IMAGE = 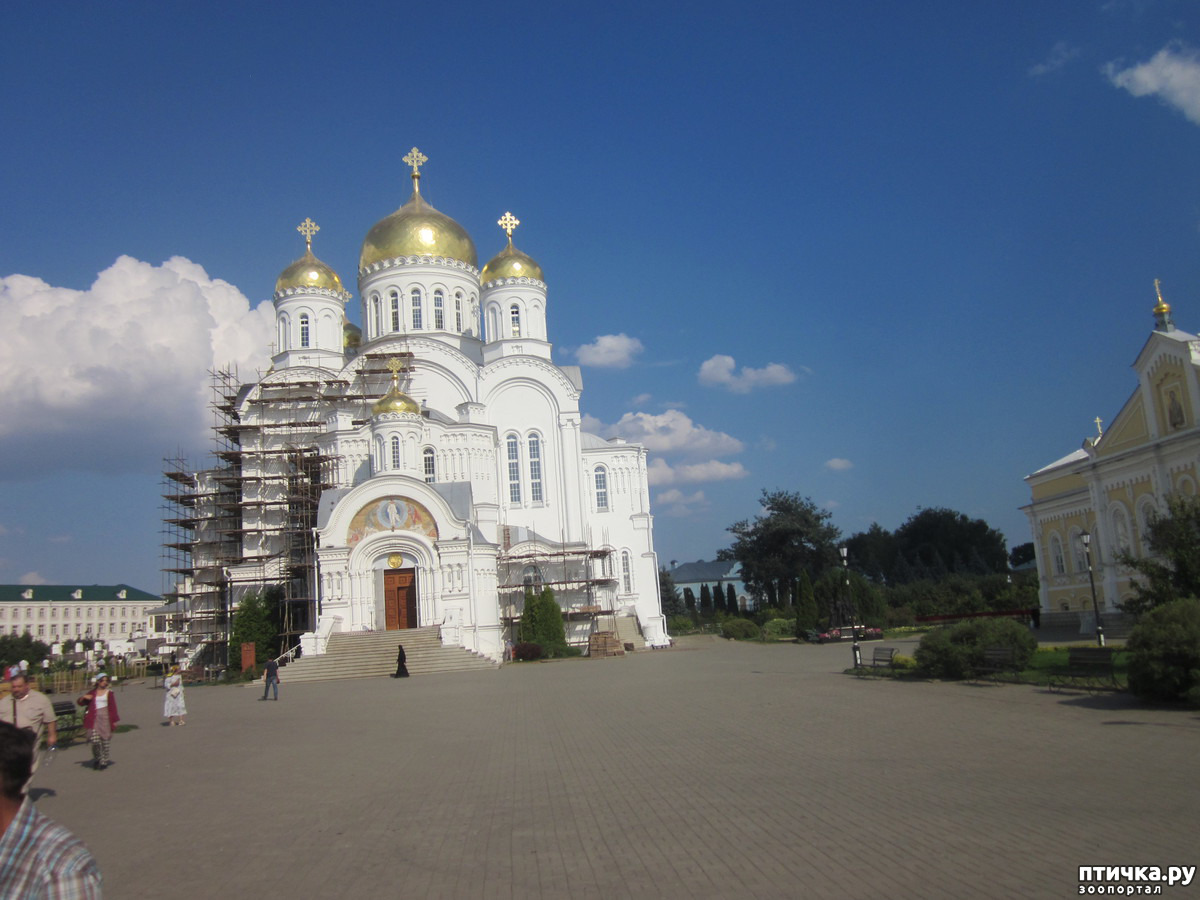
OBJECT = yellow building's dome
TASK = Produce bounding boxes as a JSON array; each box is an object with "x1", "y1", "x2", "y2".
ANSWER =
[
  {"x1": 481, "y1": 239, "x2": 544, "y2": 283},
  {"x1": 372, "y1": 384, "x2": 420, "y2": 417},
  {"x1": 275, "y1": 248, "x2": 345, "y2": 294},
  {"x1": 360, "y1": 190, "x2": 477, "y2": 270}
]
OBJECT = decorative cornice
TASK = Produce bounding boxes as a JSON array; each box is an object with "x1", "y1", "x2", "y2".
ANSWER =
[
  {"x1": 482, "y1": 275, "x2": 546, "y2": 291},
  {"x1": 359, "y1": 255, "x2": 480, "y2": 279},
  {"x1": 273, "y1": 286, "x2": 352, "y2": 303}
]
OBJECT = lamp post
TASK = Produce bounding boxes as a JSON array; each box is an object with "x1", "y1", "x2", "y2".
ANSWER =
[
  {"x1": 1079, "y1": 532, "x2": 1105, "y2": 648},
  {"x1": 841, "y1": 546, "x2": 860, "y2": 667}
]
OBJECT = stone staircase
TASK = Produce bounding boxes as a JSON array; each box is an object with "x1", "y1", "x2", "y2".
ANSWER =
[{"x1": 274, "y1": 627, "x2": 498, "y2": 684}]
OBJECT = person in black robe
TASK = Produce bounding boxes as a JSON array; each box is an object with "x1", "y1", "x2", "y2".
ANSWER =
[{"x1": 391, "y1": 643, "x2": 409, "y2": 678}]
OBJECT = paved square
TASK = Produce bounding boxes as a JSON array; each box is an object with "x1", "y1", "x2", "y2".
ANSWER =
[{"x1": 28, "y1": 636, "x2": 1200, "y2": 898}]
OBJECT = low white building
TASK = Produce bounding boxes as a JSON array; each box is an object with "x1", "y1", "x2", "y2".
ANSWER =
[{"x1": 0, "y1": 584, "x2": 159, "y2": 649}]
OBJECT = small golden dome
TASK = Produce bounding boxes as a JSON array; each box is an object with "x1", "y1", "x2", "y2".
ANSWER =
[
  {"x1": 343, "y1": 319, "x2": 362, "y2": 350},
  {"x1": 275, "y1": 248, "x2": 345, "y2": 294},
  {"x1": 372, "y1": 384, "x2": 420, "y2": 417},
  {"x1": 360, "y1": 190, "x2": 477, "y2": 270},
  {"x1": 481, "y1": 238, "x2": 544, "y2": 284}
]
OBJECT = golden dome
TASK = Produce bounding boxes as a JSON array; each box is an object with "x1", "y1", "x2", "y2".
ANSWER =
[
  {"x1": 360, "y1": 190, "x2": 477, "y2": 270},
  {"x1": 372, "y1": 383, "x2": 420, "y2": 417},
  {"x1": 275, "y1": 248, "x2": 345, "y2": 294},
  {"x1": 343, "y1": 318, "x2": 362, "y2": 350},
  {"x1": 481, "y1": 238, "x2": 544, "y2": 283}
]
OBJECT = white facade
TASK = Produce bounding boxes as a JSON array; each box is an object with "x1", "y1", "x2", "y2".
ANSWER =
[
  {"x1": 0, "y1": 585, "x2": 156, "y2": 648},
  {"x1": 192, "y1": 155, "x2": 666, "y2": 661}
]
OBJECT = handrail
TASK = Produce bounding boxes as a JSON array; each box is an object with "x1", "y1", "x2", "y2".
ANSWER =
[{"x1": 273, "y1": 643, "x2": 302, "y2": 665}]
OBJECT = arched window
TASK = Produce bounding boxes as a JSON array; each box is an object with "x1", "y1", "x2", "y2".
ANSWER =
[
  {"x1": 433, "y1": 290, "x2": 445, "y2": 330},
  {"x1": 390, "y1": 290, "x2": 401, "y2": 332},
  {"x1": 412, "y1": 289, "x2": 423, "y2": 329},
  {"x1": 423, "y1": 447, "x2": 436, "y2": 483},
  {"x1": 372, "y1": 296, "x2": 382, "y2": 337},
  {"x1": 373, "y1": 436, "x2": 384, "y2": 475},
  {"x1": 1070, "y1": 529, "x2": 1088, "y2": 573},
  {"x1": 521, "y1": 565, "x2": 542, "y2": 591},
  {"x1": 390, "y1": 436, "x2": 401, "y2": 470},
  {"x1": 510, "y1": 304, "x2": 521, "y2": 337},
  {"x1": 1111, "y1": 507, "x2": 1131, "y2": 555},
  {"x1": 594, "y1": 466, "x2": 609, "y2": 511},
  {"x1": 455, "y1": 294, "x2": 463, "y2": 331},
  {"x1": 1050, "y1": 535, "x2": 1065, "y2": 575},
  {"x1": 277, "y1": 316, "x2": 287, "y2": 352},
  {"x1": 528, "y1": 435, "x2": 543, "y2": 503},
  {"x1": 299, "y1": 313, "x2": 310, "y2": 348},
  {"x1": 506, "y1": 435, "x2": 521, "y2": 503},
  {"x1": 621, "y1": 550, "x2": 633, "y2": 593},
  {"x1": 601, "y1": 551, "x2": 614, "y2": 578}
]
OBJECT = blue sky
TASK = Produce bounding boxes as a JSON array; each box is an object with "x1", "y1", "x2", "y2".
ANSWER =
[{"x1": 3, "y1": 0, "x2": 1200, "y2": 594}]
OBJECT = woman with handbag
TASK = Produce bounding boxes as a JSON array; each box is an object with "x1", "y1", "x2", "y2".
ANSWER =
[
  {"x1": 77, "y1": 673, "x2": 120, "y2": 770},
  {"x1": 163, "y1": 665, "x2": 187, "y2": 726}
]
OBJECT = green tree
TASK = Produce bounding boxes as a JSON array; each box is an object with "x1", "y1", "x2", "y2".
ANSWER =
[
  {"x1": 845, "y1": 522, "x2": 897, "y2": 583},
  {"x1": 794, "y1": 571, "x2": 818, "y2": 634},
  {"x1": 1008, "y1": 542, "x2": 1036, "y2": 569},
  {"x1": 520, "y1": 586, "x2": 568, "y2": 654},
  {"x1": 1126, "y1": 598, "x2": 1200, "y2": 705},
  {"x1": 1119, "y1": 494, "x2": 1200, "y2": 616},
  {"x1": 229, "y1": 587, "x2": 282, "y2": 671},
  {"x1": 893, "y1": 507, "x2": 1008, "y2": 577},
  {"x1": 682, "y1": 587, "x2": 696, "y2": 612},
  {"x1": 699, "y1": 583, "x2": 713, "y2": 617},
  {"x1": 725, "y1": 583, "x2": 738, "y2": 616},
  {"x1": 720, "y1": 490, "x2": 841, "y2": 607},
  {"x1": 0, "y1": 634, "x2": 51, "y2": 671},
  {"x1": 659, "y1": 568, "x2": 685, "y2": 618}
]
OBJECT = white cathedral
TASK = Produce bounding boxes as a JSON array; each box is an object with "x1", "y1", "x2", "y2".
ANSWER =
[{"x1": 168, "y1": 149, "x2": 668, "y2": 664}]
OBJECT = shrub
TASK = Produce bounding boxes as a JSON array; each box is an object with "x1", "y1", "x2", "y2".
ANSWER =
[
  {"x1": 512, "y1": 642, "x2": 543, "y2": 661},
  {"x1": 668, "y1": 615, "x2": 699, "y2": 635},
  {"x1": 1126, "y1": 598, "x2": 1200, "y2": 706},
  {"x1": 892, "y1": 654, "x2": 918, "y2": 671},
  {"x1": 722, "y1": 619, "x2": 761, "y2": 641},
  {"x1": 763, "y1": 618, "x2": 797, "y2": 638},
  {"x1": 915, "y1": 617, "x2": 1036, "y2": 679}
]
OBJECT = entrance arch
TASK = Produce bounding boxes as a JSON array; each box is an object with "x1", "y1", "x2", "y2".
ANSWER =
[{"x1": 384, "y1": 567, "x2": 419, "y2": 629}]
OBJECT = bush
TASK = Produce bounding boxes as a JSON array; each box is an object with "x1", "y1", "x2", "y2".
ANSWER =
[
  {"x1": 512, "y1": 642, "x2": 543, "y2": 661},
  {"x1": 892, "y1": 654, "x2": 918, "y2": 671},
  {"x1": 915, "y1": 618, "x2": 1036, "y2": 679},
  {"x1": 668, "y1": 615, "x2": 700, "y2": 635},
  {"x1": 1126, "y1": 598, "x2": 1200, "y2": 706},
  {"x1": 722, "y1": 619, "x2": 761, "y2": 641},
  {"x1": 763, "y1": 618, "x2": 797, "y2": 639}
]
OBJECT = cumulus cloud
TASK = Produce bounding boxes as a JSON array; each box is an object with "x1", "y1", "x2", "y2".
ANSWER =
[
  {"x1": 1107, "y1": 43, "x2": 1200, "y2": 125},
  {"x1": 605, "y1": 409, "x2": 744, "y2": 458},
  {"x1": 19, "y1": 572, "x2": 48, "y2": 585},
  {"x1": 648, "y1": 457, "x2": 748, "y2": 486},
  {"x1": 0, "y1": 256, "x2": 274, "y2": 478},
  {"x1": 576, "y1": 333, "x2": 644, "y2": 368},
  {"x1": 825, "y1": 458, "x2": 854, "y2": 471},
  {"x1": 654, "y1": 488, "x2": 708, "y2": 517},
  {"x1": 697, "y1": 354, "x2": 797, "y2": 393},
  {"x1": 1029, "y1": 41, "x2": 1080, "y2": 77}
]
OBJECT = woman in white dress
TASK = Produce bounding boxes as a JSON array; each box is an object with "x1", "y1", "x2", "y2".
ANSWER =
[{"x1": 163, "y1": 666, "x2": 186, "y2": 726}]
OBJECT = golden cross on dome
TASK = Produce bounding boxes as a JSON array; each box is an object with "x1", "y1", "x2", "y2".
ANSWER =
[
  {"x1": 386, "y1": 357, "x2": 405, "y2": 380},
  {"x1": 403, "y1": 147, "x2": 428, "y2": 176},
  {"x1": 1154, "y1": 278, "x2": 1169, "y2": 309},
  {"x1": 1095, "y1": 416, "x2": 1103, "y2": 437},
  {"x1": 498, "y1": 211, "x2": 520, "y2": 238},
  {"x1": 297, "y1": 217, "x2": 319, "y2": 251}
]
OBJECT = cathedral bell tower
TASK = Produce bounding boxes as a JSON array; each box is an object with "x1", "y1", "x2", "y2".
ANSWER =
[
  {"x1": 481, "y1": 211, "x2": 550, "y2": 362},
  {"x1": 272, "y1": 217, "x2": 352, "y2": 369}
]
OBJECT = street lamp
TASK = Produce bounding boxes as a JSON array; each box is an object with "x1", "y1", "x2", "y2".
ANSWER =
[
  {"x1": 1079, "y1": 532, "x2": 1105, "y2": 648},
  {"x1": 841, "y1": 546, "x2": 860, "y2": 667}
]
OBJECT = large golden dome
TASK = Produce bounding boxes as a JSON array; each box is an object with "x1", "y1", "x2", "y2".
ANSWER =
[
  {"x1": 275, "y1": 248, "x2": 345, "y2": 294},
  {"x1": 360, "y1": 191, "x2": 477, "y2": 270},
  {"x1": 481, "y1": 239, "x2": 543, "y2": 283}
]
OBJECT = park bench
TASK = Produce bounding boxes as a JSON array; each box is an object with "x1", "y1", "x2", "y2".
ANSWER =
[
  {"x1": 972, "y1": 646, "x2": 1020, "y2": 683},
  {"x1": 1050, "y1": 646, "x2": 1119, "y2": 693},
  {"x1": 856, "y1": 646, "x2": 896, "y2": 675},
  {"x1": 52, "y1": 700, "x2": 81, "y2": 743}
]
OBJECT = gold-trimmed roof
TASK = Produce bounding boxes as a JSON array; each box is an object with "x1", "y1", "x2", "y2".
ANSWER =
[
  {"x1": 372, "y1": 383, "x2": 420, "y2": 417},
  {"x1": 276, "y1": 217, "x2": 345, "y2": 294},
  {"x1": 481, "y1": 239, "x2": 544, "y2": 283}
]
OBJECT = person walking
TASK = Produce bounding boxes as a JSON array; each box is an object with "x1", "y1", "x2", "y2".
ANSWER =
[
  {"x1": 391, "y1": 643, "x2": 409, "y2": 678},
  {"x1": 76, "y1": 674, "x2": 119, "y2": 771},
  {"x1": 0, "y1": 676, "x2": 57, "y2": 785},
  {"x1": 262, "y1": 658, "x2": 280, "y2": 701},
  {"x1": 163, "y1": 666, "x2": 186, "y2": 726}
]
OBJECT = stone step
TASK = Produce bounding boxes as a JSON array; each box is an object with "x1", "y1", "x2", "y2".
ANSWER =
[{"x1": 275, "y1": 627, "x2": 498, "y2": 684}]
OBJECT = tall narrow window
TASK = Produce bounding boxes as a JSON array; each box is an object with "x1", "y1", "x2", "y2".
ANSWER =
[
  {"x1": 299, "y1": 313, "x2": 310, "y2": 348},
  {"x1": 1050, "y1": 535, "x2": 1065, "y2": 576},
  {"x1": 621, "y1": 551, "x2": 632, "y2": 593},
  {"x1": 390, "y1": 436, "x2": 401, "y2": 470},
  {"x1": 528, "y1": 435, "x2": 543, "y2": 502},
  {"x1": 423, "y1": 447, "x2": 436, "y2": 483},
  {"x1": 455, "y1": 294, "x2": 463, "y2": 331},
  {"x1": 510, "y1": 304, "x2": 521, "y2": 337},
  {"x1": 507, "y1": 435, "x2": 522, "y2": 503},
  {"x1": 433, "y1": 290, "x2": 445, "y2": 329},
  {"x1": 373, "y1": 296, "x2": 382, "y2": 336},
  {"x1": 390, "y1": 290, "x2": 401, "y2": 332},
  {"x1": 412, "y1": 288, "x2": 423, "y2": 329},
  {"x1": 594, "y1": 466, "x2": 609, "y2": 510}
]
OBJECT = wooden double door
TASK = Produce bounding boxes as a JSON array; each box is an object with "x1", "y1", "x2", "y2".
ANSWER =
[{"x1": 384, "y1": 568, "x2": 418, "y2": 630}]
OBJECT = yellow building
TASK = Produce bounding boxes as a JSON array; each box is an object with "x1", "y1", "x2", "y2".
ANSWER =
[{"x1": 1023, "y1": 285, "x2": 1199, "y2": 623}]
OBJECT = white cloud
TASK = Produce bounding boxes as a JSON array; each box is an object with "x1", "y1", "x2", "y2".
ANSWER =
[
  {"x1": 1029, "y1": 41, "x2": 1080, "y2": 77},
  {"x1": 606, "y1": 409, "x2": 744, "y2": 457},
  {"x1": 19, "y1": 572, "x2": 48, "y2": 585},
  {"x1": 648, "y1": 457, "x2": 748, "y2": 486},
  {"x1": 0, "y1": 256, "x2": 274, "y2": 477},
  {"x1": 1107, "y1": 43, "x2": 1200, "y2": 125},
  {"x1": 654, "y1": 488, "x2": 708, "y2": 517},
  {"x1": 576, "y1": 333, "x2": 644, "y2": 368},
  {"x1": 630, "y1": 393, "x2": 652, "y2": 407},
  {"x1": 697, "y1": 354, "x2": 797, "y2": 393},
  {"x1": 822, "y1": 500, "x2": 841, "y2": 511},
  {"x1": 825, "y1": 458, "x2": 854, "y2": 471}
]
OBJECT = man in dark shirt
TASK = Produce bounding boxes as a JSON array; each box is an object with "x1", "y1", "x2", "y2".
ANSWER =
[{"x1": 262, "y1": 659, "x2": 280, "y2": 701}]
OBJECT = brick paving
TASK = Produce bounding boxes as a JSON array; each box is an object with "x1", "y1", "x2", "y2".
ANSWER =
[{"x1": 27, "y1": 636, "x2": 1200, "y2": 899}]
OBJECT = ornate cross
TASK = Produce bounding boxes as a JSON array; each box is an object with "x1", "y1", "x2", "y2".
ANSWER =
[
  {"x1": 297, "y1": 217, "x2": 319, "y2": 251},
  {"x1": 498, "y1": 211, "x2": 520, "y2": 238},
  {"x1": 403, "y1": 147, "x2": 428, "y2": 176},
  {"x1": 386, "y1": 356, "x2": 405, "y2": 384},
  {"x1": 1095, "y1": 416, "x2": 1103, "y2": 437}
]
